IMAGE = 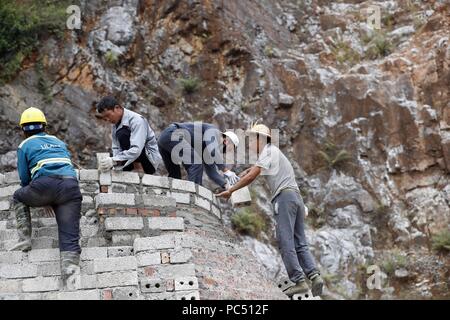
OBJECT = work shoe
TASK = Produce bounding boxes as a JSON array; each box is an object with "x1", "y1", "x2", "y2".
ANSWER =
[
  {"x1": 283, "y1": 279, "x2": 310, "y2": 297},
  {"x1": 60, "y1": 251, "x2": 80, "y2": 290},
  {"x1": 9, "y1": 202, "x2": 32, "y2": 252},
  {"x1": 310, "y1": 273, "x2": 324, "y2": 297}
]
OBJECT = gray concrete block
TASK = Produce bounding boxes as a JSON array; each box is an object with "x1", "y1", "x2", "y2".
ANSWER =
[
  {"x1": 148, "y1": 217, "x2": 184, "y2": 231},
  {"x1": 111, "y1": 286, "x2": 140, "y2": 300},
  {"x1": 143, "y1": 195, "x2": 176, "y2": 208},
  {"x1": 96, "y1": 271, "x2": 138, "y2": 288},
  {"x1": 175, "y1": 290, "x2": 200, "y2": 300},
  {"x1": 99, "y1": 172, "x2": 112, "y2": 186},
  {"x1": 230, "y1": 187, "x2": 252, "y2": 207},
  {"x1": 81, "y1": 247, "x2": 108, "y2": 261},
  {"x1": 194, "y1": 196, "x2": 210, "y2": 211},
  {"x1": 0, "y1": 184, "x2": 20, "y2": 198},
  {"x1": 111, "y1": 233, "x2": 140, "y2": 246},
  {"x1": 169, "y1": 248, "x2": 192, "y2": 264},
  {"x1": 28, "y1": 248, "x2": 60, "y2": 262},
  {"x1": 37, "y1": 218, "x2": 57, "y2": 227},
  {"x1": 0, "y1": 221, "x2": 7, "y2": 230},
  {"x1": 172, "y1": 179, "x2": 196, "y2": 192},
  {"x1": 292, "y1": 291, "x2": 320, "y2": 300},
  {"x1": 104, "y1": 217, "x2": 144, "y2": 231},
  {"x1": 142, "y1": 175, "x2": 170, "y2": 188},
  {"x1": 5, "y1": 171, "x2": 20, "y2": 184},
  {"x1": 77, "y1": 274, "x2": 97, "y2": 289},
  {"x1": 111, "y1": 171, "x2": 140, "y2": 184},
  {"x1": 133, "y1": 235, "x2": 175, "y2": 253},
  {"x1": 95, "y1": 193, "x2": 135, "y2": 208},
  {"x1": 0, "y1": 251, "x2": 26, "y2": 264},
  {"x1": 140, "y1": 278, "x2": 166, "y2": 293},
  {"x1": 107, "y1": 246, "x2": 134, "y2": 258},
  {"x1": 37, "y1": 262, "x2": 61, "y2": 276},
  {"x1": 79, "y1": 169, "x2": 99, "y2": 181},
  {"x1": 22, "y1": 276, "x2": 60, "y2": 292},
  {"x1": 56, "y1": 289, "x2": 100, "y2": 300},
  {"x1": 211, "y1": 205, "x2": 221, "y2": 220},
  {"x1": 0, "y1": 200, "x2": 10, "y2": 211},
  {"x1": 0, "y1": 279, "x2": 22, "y2": 293},
  {"x1": 0, "y1": 229, "x2": 18, "y2": 241},
  {"x1": 174, "y1": 276, "x2": 199, "y2": 291},
  {"x1": 31, "y1": 237, "x2": 57, "y2": 249},
  {"x1": 166, "y1": 191, "x2": 190, "y2": 204},
  {"x1": 94, "y1": 256, "x2": 137, "y2": 273},
  {"x1": 197, "y1": 185, "x2": 213, "y2": 201},
  {"x1": 153, "y1": 263, "x2": 196, "y2": 278},
  {"x1": 136, "y1": 252, "x2": 161, "y2": 267}
]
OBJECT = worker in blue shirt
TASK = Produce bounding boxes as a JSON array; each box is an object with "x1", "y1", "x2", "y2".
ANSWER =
[{"x1": 11, "y1": 107, "x2": 82, "y2": 289}]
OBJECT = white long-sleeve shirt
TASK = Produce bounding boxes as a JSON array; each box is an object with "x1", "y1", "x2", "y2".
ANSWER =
[{"x1": 111, "y1": 108, "x2": 162, "y2": 170}]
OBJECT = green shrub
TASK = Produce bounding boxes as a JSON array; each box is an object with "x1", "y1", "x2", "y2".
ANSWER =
[
  {"x1": 35, "y1": 59, "x2": 52, "y2": 103},
  {"x1": 179, "y1": 77, "x2": 201, "y2": 94},
  {"x1": 318, "y1": 140, "x2": 352, "y2": 170},
  {"x1": 0, "y1": 0, "x2": 69, "y2": 83},
  {"x1": 365, "y1": 32, "x2": 394, "y2": 60},
  {"x1": 330, "y1": 41, "x2": 360, "y2": 67},
  {"x1": 431, "y1": 230, "x2": 450, "y2": 254},
  {"x1": 231, "y1": 208, "x2": 266, "y2": 238},
  {"x1": 104, "y1": 51, "x2": 119, "y2": 66},
  {"x1": 382, "y1": 250, "x2": 408, "y2": 275}
]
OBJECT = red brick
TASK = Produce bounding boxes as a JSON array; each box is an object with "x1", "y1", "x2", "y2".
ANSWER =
[
  {"x1": 167, "y1": 211, "x2": 177, "y2": 217},
  {"x1": 137, "y1": 208, "x2": 149, "y2": 216},
  {"x1": 166, "y1": 279, "x2": 174, "y2": 292},
  {"x1": 100, "y1": 186, "x2": 108, "y2": 193},
  {"x1": 102, "y1": 289, "x2": 113, "y2": 300},
  {"x1": 144, "y1": 266, "x2": 155, "y2": 277},
  {"x1": 149, "y1": 209, "x2": 160, "y2": 217},
  {"x1": 116, "y1": 208, "x2": 125, "y2": 215},
  {"x1": 97, "y1": 208, "x2": 106, "y2": 215},
  {"x1": 108, "y1": 208, "x2": 116, "y2": 215},
  {"x1": 126, "y1": 208, "x2": 138, "y2": 215}
]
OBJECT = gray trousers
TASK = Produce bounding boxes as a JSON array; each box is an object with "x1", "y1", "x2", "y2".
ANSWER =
[{"x1": 272, "y1": 189, "x2": 319, "y2": 283}]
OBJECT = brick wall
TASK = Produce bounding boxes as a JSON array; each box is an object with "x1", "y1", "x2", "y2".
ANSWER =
[{"x1": 0, "y1": 164, "x2": 287, "y2": 300}]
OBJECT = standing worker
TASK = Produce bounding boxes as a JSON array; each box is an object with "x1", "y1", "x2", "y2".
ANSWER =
[
  {"x1": 158, "y1": 122, "x2": 240, "y2": 190},
  {"x1": 216, "y1": 123, "x2": 324, "y2": 297},
  {"x1": 11, "y1": 107, "x2": 82, "y2": 288},
  {"x1": 96, "y1": 96, "x2": 162, "y2": 173}
]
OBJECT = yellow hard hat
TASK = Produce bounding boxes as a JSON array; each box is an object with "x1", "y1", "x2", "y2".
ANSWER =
[
  {"x1": 247, "y1": 123, "x2": 271, "y2": 138},
  {"x1": 19, "y1": 107, "x2": 47, "y2": 126}
]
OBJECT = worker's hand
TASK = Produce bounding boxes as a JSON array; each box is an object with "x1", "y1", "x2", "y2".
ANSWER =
[
  {"x1": 98, "y1": 157, "x2": 116, "y2": 172},
  {"x1": 224, "y1": 170, "x2": 240, "y2": 186},
  {"x1": 304, "y1": 205, "x2": 309, "y2": 218},
  {"x1": 216, "y1": 189, "x2": 232, "y2": 200}
]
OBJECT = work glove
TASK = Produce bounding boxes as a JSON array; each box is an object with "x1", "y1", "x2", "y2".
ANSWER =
[
  {"x1": 224, "y1": 170, "x2": 240, "y2": 186},
  {"x1": 98, "y1": 157, "x2": 116, "y2": 172},
  {"x1": 42, "y1": 206, "x2": 55, "y2": 218}
]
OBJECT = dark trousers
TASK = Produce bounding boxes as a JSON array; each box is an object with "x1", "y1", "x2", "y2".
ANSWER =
[
  {"x1": 116, "y1": 126, "x2": 156, "y2": 174},
  {"x1": 158, "y1": 124, "x2": 204, "y2": 185},
  {"x1": 13, "y1": 176, "x2": 82, "y2": 253},
  {"x1": 272, "y1": 189, "x2": 319, "y2": 283}
]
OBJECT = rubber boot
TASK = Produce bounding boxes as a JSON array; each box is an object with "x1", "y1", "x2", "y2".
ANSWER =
[
  {"x1": 9, "y1": 202, "x2": 32, "y2": 252},
  {"x1": 283, "y1": 279, "x2": 310, "y2": 297},
  {"x1": 60, "y1": 251, "x2": 80, "y2": 290},
  {"x1": 310, "y1": 273, "x2": 324, "y2": 297}
]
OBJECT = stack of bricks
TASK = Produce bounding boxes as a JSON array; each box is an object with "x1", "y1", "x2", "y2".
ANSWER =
[{"x1": 0, "y1": 154, "x2": 288, "y2": 300}]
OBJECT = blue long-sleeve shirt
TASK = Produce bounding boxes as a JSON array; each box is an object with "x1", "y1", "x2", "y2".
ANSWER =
[{"x1": 17, "y1": 132, "x2": 76, "y2": 187}]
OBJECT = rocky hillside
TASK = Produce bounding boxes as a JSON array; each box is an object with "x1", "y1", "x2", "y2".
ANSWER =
[{"x1": 0, "y1": 0, "x2": 449, "y2": 299}]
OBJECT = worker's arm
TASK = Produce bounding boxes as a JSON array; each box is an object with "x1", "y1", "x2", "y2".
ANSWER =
[
  {"x1": 216, "y1": 165, "x2": 261, "y2": 199},
  {"x1": 17, "y1": 148, "x2": 31, "y2": 187},
  {"x1": 112, "y1": 117, "x2": 146, "y2": 163},
  {"x1": 111, "y1": 126, "x2": 120, "y2": 158}
]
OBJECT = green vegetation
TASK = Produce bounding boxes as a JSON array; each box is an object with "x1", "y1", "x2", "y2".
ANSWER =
[
  {"x1": 382, "y1": 250, "x2": 408, "y2": 275},
  {"x1": 179, "y1": 77, "x2": 201, "y2": 94},
  {"x1": 431, "y1": 229, "x2": 450, "y2": 254},
  {"x1": 330, "y1": 40, "x2": 360, "y2": 67},
  {"x1": 231, "y1": 208, "x2": 267, "y2": 238},
  {"x1": 318, "y1": 140, "x2": 352, "y2": 170},
  {"x1": 35, "y1": 59, "x2": 52, "y2": 103},
  {"x1": 365, "y1": 32, "x2": 394, "y2": 60},
  {"x1": 264, "y1": 45, "x2": 276, "y2": 58},
  {"x1": 0, "y1": 0, "x2": 69, "y2": 83},
  {"x1": 104, "y1": 50, "x2": 119, "y2": 67}
]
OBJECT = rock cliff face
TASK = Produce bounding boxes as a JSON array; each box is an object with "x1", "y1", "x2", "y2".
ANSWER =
[{"x1": 0, "y1": 0, "x2": 449, "y2": 299}]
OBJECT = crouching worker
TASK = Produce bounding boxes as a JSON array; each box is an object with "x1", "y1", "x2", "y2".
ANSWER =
[
  {"x1": 11, "y1": 107, "x2": 82, "y2": 288},
  {"x1": 158, "y1": 122, "x2": 240, "y2": 190},
  {"x1": 216, "y1": 123, "x2": 324, "y2": 297},
  {"x1": 96, "y1": 96, "x2": 162, "y2": 173}
]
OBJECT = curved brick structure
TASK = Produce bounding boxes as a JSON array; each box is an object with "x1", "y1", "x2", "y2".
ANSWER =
[{"x1": 0, "y1": 162, "x2": 287, "y2": 300}]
